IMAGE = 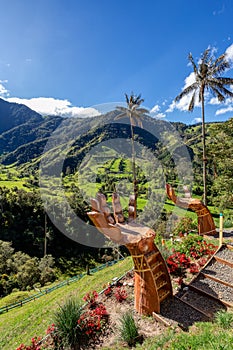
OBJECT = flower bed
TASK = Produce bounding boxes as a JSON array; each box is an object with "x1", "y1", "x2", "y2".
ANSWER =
[{"x1": 16, "y1": 234, "x2": 218, "y2": 349}]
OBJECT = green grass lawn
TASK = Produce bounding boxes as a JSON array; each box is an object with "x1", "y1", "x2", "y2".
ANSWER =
[
  {"x1": 101, "y1": 319, "x2": 233, "y2": 350},
  {"x1": 0, "y1": 257, "x2": 133, "y2": 350}
]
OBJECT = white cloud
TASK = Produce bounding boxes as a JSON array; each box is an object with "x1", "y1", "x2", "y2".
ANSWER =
[
  {"x1": 0, "y1": 79, "x2": 100, "y2": 118},
  {"x1": 150, "y1": 104, "x2": 160, "y2": 114},
  {"x1": 216, "y1": 106, "x2": 233, "y2": 115},
  {"x1": 193, "y1": 117, "x2": 202, "y2": 123},
  {"x1": 166, "y1": 72, "x2": 200, "y2": 113},
  {"x1": 209, "y1": 97, "x2": 221, "y2": 105},
  {"x1": 184, "y1": 72, "x2": 195, "y2": 87},
  {"x1": 213, "y1": 4, "x2": 225, "y2": 16},
  {"x1": 166, "y1": 95, "x2": 193, "y2": 113},
  {"x1": 225, "y1": 43, "x2": 233, "y2": 63},
  {"x1": 0, "y1": 80, "x2": 9, "y2": 96},
  {"x1": 167, "y1": 44, "x2": 233, "y2": 115},
  {"x1": 155, "y1": 112, "x2": 166, "y2": 119},
  {"x1": 150, "y1": 104, "x2": 166, "y2": 118},
  {"x1": 4, "y1": 96, "x2": 100, "y2": 118}
]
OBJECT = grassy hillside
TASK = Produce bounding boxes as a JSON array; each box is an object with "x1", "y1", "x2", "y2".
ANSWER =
[
  {"x1": 0, "y1": 257, "x2": 133, "y2": 350},
  {"x1": 1, "y1": 256, "x2": 232, "y2": 350}
]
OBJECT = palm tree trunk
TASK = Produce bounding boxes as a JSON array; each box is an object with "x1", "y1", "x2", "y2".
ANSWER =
[
  {"x1": 130, "y1": 117, "x2": 137, "y2": 218},
  {"x1": 201, "y1": 88, "x2": 207, "y2": 206},
  {"x1": 44, "y1": 212, "x2": 47, "y2": 256}
]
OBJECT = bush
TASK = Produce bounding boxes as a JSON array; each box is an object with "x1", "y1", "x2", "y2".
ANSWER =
[
  {"x1": 118, "y1": 312, "x2": 140, "y2": 347},
  {"x1": 174, "y1": 234, "x2": 217, "y2": 259},
  {"x1": 78, "y1": 303, "x2": 109, "y2": 341},
  {"x1": 16, "y1": 337, "x2": 42, "y2": 350},
  {"x1": 172, "y1": 217, "x2": 197, "y2": 237},
  {"x1": 83, "y1": 290, "x2": 98, "y2": 308},
  {"x1": 166, "y1": 252, "x2": 191, "y2": 276},
  {"x1": 54, "y1": 297, "x2": 83, "y2": 349},
  {"x1": 114, "y1": 286, "x2": 128, "y2": 302}
]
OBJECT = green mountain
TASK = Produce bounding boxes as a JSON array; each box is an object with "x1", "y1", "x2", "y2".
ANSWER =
[
  {"x1": 0, "y1": 98, "x2": 63, "y2": 164},
  {"x1": 0, "y1": 99, "x2": 192, "y2": 170},
  {"x1": 0, "y1": 97, "x2": 232, "y2": 212}
]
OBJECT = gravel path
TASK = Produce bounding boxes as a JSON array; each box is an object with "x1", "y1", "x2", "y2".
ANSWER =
[
  {"x1": 160, "y1": 297, "x2": 208, "y2": 329},
  {"x1": 216, "y1": 247, "x2": 233, "y2": 263},
  {"x1": 203, "y1": 260, "x2": 233, "y2": 285},
  {"x1": 182, "y1": 290, "x2": 226, "y2": 317},
  {"x1": 191, "y1": 275, "x2": 233, "y2": 303}
]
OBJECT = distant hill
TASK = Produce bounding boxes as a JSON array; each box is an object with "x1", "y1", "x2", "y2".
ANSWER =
[
  {"x1": 0, "y1": 98, "x2": 63, "y2": 164},
  {"x1": 0, "y1": 99, "x2": 193, "y2": 169},
  {"x1": 0, "y1": 98, "x2": 43, "y2": 133}
]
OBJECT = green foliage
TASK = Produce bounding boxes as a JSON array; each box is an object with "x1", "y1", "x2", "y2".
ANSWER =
[
  {"x1": 172, "y1": 217, "x2": 197, "y2": 237},
  {"x1": 214, "y1": 310, "x2": 233, "y2": 329},
  {"x1": 118, "y1": 311, "x2": 140, "y2": 347},
  {"x1": 0, "y1": 257, "x2": 132, "y2": 350},
  {"x1": 0, "y1": 291, "x2": 31, "y2": 307},
  {"x1": 224, "y1": 216, "x2": 233, "y2": 228},
  {"x1": 0, "y1": 240, "x2": 57, "y2": 296},
  {"x1": 120, "y1": 318, "x2": 233, "y2": 350},
  {"x1": 156, "y1": 243, "x2": 173, "y2": 261},
  {"x1": 0, "y1": 240, "x2": 14, "y2": 274},
  {"x1": 173, "y1": 234, "x2": 217, "y2": 258},
  {"x1": 38, "y1": 255, "x2": 56, "y2": 285},
  {"x1": 54, "y1": 297, "x2": 83, "y2": 349}
]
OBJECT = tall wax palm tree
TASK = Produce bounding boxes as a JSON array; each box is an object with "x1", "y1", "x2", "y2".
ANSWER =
[
  {"x1": 116, "y1": 93, "x2": 149, "y2": 218},
  {"x1": 175, "y1": 48, "x2": 233, "y2": 205}
]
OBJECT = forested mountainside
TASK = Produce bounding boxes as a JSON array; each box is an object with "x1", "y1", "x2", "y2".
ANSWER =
[{"x1": 0, "y1": 98, "x2": 232, "y2": 267}]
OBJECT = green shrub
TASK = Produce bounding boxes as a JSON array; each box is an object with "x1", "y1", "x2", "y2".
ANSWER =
[
  {"x1": 223, "y1": 217, "x2": 233, "y2": 228},
  {"x1": 118, "y1": 312, "x2": 140, "y2": 347},
  {"x1": 172, "y1": 217, "x2": 197, "y2": 237},
  {"x1": 54, "y1": 297, "x2": 83, "y2": 349},
  {"x1": 214, "y1": 310, "x2": 233, "y2": 329},
  {"x1": 173, "y1": 234, "x2": 217, "y2": 259}
]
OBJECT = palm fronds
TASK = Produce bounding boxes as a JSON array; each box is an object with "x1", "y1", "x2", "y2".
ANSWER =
[{"x1": 174, "y1": 47, "x2": 233, "y2": 205}]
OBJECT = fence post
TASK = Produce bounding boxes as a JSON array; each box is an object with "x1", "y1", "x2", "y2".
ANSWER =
[{"x1": 219, "y1": 213, "x2": 223, "y2": 247}]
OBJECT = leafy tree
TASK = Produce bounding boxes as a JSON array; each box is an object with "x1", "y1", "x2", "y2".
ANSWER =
[
  {"x1": 175, "y1": 48, "x2": 233, "y2": 205},
  {"x1": 206, "y1": 118, "x2": 233, "y2": 209},
  {"x1": 11, "y1": 252, "x2": 40, "y2": 290},
  {"x1": 38, "y1": 254, "x2": 56, "y2": 285},
  {"x1": 116, "y1": 93, "x2": 149, "y2": 216},
  {"x1": 0, "y1": 240, "x2": 14, "y2": 274}
]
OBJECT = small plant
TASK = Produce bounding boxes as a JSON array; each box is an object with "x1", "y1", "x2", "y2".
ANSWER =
[
  {"x1": 189, "y1": 263, "x2": 199, "y2": 274},
  {"x1": 215, "y1": 310, "x2": 233, "y2": 329},
  {"x1": 172, "y1": 217, "x2": 196, "y2": 237},
  {"x1": 54, "y1": 297, "x2": 83, "y2": 350},
  {"x1": 104, "y1": 285, "x2": 112, "y2": 296},
  {"x1": 166, "y1": 252, "x2": 191, "y2": 276},
  {"x1": 174, "y1": 234, "x2": 217, "y2": 259},
  {"x1": 118, "y1": 311, "x2": 141, "y2": 347},
  {"x1": 16, "y1": 337, "x2": 42, "y2": 350},
  {"x1": 78, "y1": 303, "x2": 109, "y2": 340},
  {"x1": 83, "y1": 290, "x2": 98, "y2": 307},
  {"x1": 198, "y1": 257, "x2": 207, "y2": 267},
  {"x1": 114, "y1": 286, "x2": 128, "y2": 302}
]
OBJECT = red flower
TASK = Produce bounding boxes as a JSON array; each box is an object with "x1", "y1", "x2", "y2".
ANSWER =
[{"x1": 114, "y1": 287, "x2": 128, "y2": 302}]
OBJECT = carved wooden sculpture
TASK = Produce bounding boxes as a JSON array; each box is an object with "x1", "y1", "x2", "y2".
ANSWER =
[
  {"x1": 166, "y1": 184, "x2": 216, "y2": 236},
  {"x1": 88, "y1": 192, "x2": 172, "y2": 315}
]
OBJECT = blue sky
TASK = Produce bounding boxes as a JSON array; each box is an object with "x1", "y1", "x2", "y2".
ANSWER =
[{"x1": 1, "y1": 0, "x2": 233, "y2": 124}]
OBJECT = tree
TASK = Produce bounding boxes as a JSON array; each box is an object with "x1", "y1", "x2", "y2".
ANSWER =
[
  {"x1": 116, "y1": 93, "x2": 149, "y2": 217},
  {"x1": 175, "y1": 48, "x2": 233, "y2": 205}
]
